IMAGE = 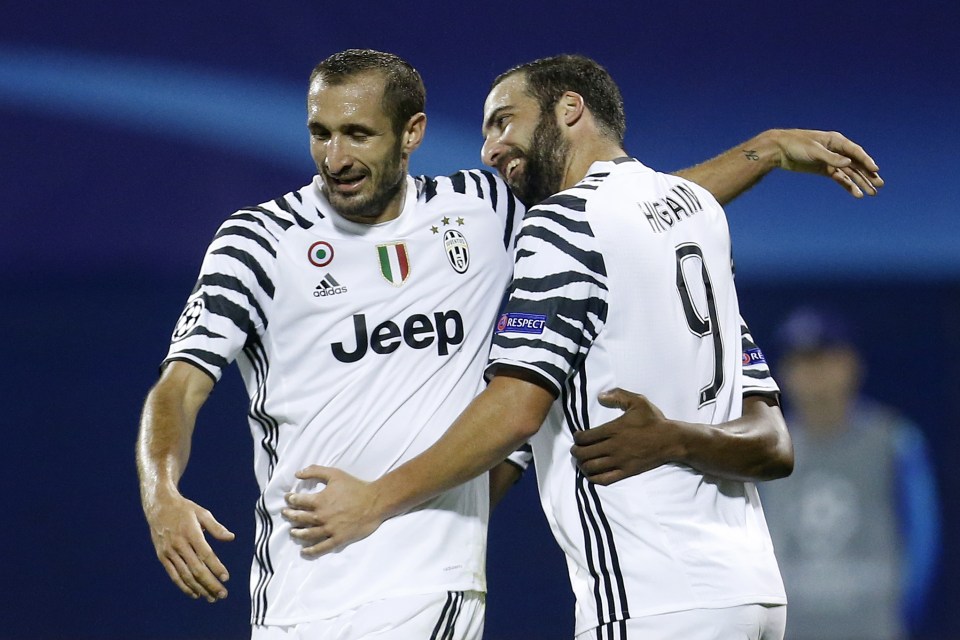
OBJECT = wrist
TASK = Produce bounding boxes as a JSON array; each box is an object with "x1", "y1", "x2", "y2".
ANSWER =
[
  {"x1": 742, "y1": 129, "x2": 785, "y2": 172},
  {"x1": 368, "y1": 474, "x2": 405, "y2": 524},
  {"x1": 666, "y1": 418, "x2": 694, "y2": 464},
  {"x1": 140, "y1": 474, "x2": 181, "y2": 509}
]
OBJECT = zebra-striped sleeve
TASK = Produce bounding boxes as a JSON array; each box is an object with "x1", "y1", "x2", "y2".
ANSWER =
[
  {"x1": 162, "y1": 208, "x2": 282, "y2": 381},
  {"x1": 740, "y1": 316, "x2": 781, "y2": 398},
  {"x1": 486, "y1": 191, "x2": 608, "y2": 395}
]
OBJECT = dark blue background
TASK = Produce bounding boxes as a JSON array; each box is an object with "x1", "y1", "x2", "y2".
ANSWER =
[{"x1": 2, "y1": 2, "x2": 957, "y2": 638}]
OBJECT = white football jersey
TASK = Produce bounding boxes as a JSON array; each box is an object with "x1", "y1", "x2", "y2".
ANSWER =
[
  {"x1": 164, "y1": 171, "x2": 523, "y2": 625},
  {"x1": 488, "y1": 158, "x2": 785, "y2": 637}
]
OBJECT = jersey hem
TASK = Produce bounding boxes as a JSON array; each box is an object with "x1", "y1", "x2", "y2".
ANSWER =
[
  {"x1": 251, "y1": 580, "x2": 487, "y2": 627},
  {"x1": 159, "y1": 356, "x2": 219, "y2": 383},
  {"x1": 743, "y1": 389, "x2": 780, "y2": 401},
  {"x1": 574, "y1": 594, "x2": 788, "y2": 636},
  {"x1": 485, "y1": 359, "x2": 561, "y2": 397}
]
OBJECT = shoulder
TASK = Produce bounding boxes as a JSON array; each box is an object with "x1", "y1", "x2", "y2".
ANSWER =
[
  {"x1": 225, "y1": 184, "x2": 322, "y2": 235},
  {"x1": 415, "y1": 169, "x2": 519, "y2": 209}
]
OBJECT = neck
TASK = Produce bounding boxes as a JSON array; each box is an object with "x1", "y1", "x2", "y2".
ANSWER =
[
  {"x1": 340, "y1": 178, "x2": 408, "y2": 225},
  {"x1": 561, "y1": 138, "x2": 626, "y2": 191}
]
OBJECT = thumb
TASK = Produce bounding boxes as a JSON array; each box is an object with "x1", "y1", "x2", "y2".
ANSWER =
[
  {"x1": 597, "y1": 387, "x2": 639, "y2": 411},
  {"x1": 198, "y1": 509, "x2": 235, "y2": 542}
]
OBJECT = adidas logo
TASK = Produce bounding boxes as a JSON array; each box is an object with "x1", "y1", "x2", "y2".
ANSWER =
[{"x1": 314, "y1": 273, "x2": 348, "y2": 297}]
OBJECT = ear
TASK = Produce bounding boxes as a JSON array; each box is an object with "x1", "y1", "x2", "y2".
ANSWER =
[
  {"x1": 400, "y1": 112, "x2": 427, "y2": 155},
  {"x1": 557, "y1": 91, "x2": 585, "y2": 128}
]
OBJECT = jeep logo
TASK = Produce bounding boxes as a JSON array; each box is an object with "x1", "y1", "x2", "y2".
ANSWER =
[{"x1": 331, "y1": 311, "x2": 465, "y2": 363}]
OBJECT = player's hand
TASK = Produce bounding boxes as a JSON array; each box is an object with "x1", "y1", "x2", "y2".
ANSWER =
[
  {"x1": 570, "y1": 388, "x2": 682, "y2": 485},
  {"x1": 144, "y1": 492, "x2": 234, "y2": 602},
  {"x1": 283, "y1": 466, "x2": 384, "y2": 557},
  {"x1": 772, "y1": 128, "x2": 883, "y2": 198}
]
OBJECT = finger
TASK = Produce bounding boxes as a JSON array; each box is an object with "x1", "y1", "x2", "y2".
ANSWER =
[
  {"x1": 183, "y1": 544, "x2": 228, "y2": 601},
  {"x1": 844, "y1": 165, "x2": 881, "y2": 196},
  {"x1": 159, "y1": 554, "x2": 201, "y2": 599},
  {"x1": 825, "y1": 133, "x2": 879, "y2": 173},
  {"x1": 583, "y1": 469, "x2": 625, "y2": 486},
  {"x1": 290, "y1": 525, "x2": 329, "y2": 545},
  {"x1": 296, "y1": 465, "x2": 335, "y2": 481},
  {"x1": 571, "y1": 426, "x2": 611, "y2": 446},
  {"x1": 831, "y1": 167, "x2": 864, "y2": 198},
  {"x1": 194, "y1": 538, "x2": 230, "y2": 584},
  {"x1": 173, "y1": 532, "x2": 227, "y2": 601},
  {"x1": 301, "y1": 537, "x2": 343, "y2": 557},
  {"x1": 844, "y1": 167, "x2": 875, "y2": 197},
  {"x1": 570, "y1": 442, "x2": 601, "y2": 462},
  {"x1": 168, "y1": 549, "x2": 216, "y2": 601},
  {"x1": 284, "y1": 491, "x2": 321, "y2": 509},
  {"x1": 196, "y1": 508, "x2": 236, "y2": 544},
  {"x1": 281, "y1": 507, "x2": 319, "y2": 526},
  {"x1": 578, "y1": 457, "x2": 617, "y2": 476}
]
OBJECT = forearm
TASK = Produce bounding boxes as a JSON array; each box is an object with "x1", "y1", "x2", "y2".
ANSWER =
[
  {"x1": 672, "y1": 395, "x2": 793, "y2": 481},
  {"x1": 372, "y1": 374, "x2": 552, "y2": 521},
  {"x1": 489, "y1": 460, "x2": 525, "y2": 510},
  {"x1": 137, "y1": 392, "x2": 194, "y2": 500},
  {"x1": 136, "y1": 364, "x2": 212, "y2": 506},
  {"x1": 673, "y1": 130, "x2": 783, "y2": 205}
]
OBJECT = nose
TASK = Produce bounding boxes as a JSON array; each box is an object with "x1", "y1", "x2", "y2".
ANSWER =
[
  {"x1": 324, "y1": 136, "x2": 353, "y2": 174},
  {"x1": 481, "y1": 134, "x2": 503, "y2": 169}
]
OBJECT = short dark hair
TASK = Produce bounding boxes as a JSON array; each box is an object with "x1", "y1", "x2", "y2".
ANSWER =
[
  {"x1": 310, "y1": 49, "x2": 426, "y2": 135},
  {"x1": 493, "y1": 54, "x2": 626, "y2": 145}
]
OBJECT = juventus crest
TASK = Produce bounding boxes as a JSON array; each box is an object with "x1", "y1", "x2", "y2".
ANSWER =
[{"x1": 443, "y1": 229, "x2": 470, "y2": 274}]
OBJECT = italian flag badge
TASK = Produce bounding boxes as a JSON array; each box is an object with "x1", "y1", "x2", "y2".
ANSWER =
[{"x1": 377, "y1": 242, "x2": 411, "y2": 286}]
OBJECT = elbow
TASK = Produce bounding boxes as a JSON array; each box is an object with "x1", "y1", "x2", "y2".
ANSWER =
[
  {"x1": 515, "y1": 418, "x2": 543, "y2": 442},
  {"x1": 765, "y1": 443, "x2": 795, "y2": 480},
  {"x1": 756, "y1": 435, "x2": 794, "y2": 481}
]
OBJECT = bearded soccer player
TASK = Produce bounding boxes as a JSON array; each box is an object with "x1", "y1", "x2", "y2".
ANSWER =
[
  {"x1": 282, "y1": 54, "x2": 878, "y2": 639},
  {"x1": 137, "y1": 49, "x2": 881, "y2": 639}
]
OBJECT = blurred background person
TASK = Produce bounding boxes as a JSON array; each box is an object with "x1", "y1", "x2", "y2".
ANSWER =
[{"x1": 760, "y1": 307, "x2": 941, "y2": 640}]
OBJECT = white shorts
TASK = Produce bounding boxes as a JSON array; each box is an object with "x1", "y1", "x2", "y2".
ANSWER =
[
  {"x1": 251, "y1": 590, "x2": 485, "y2": 640},
  {"x1": 576, "y1": 604, "x2": 787, "y2": 640}
]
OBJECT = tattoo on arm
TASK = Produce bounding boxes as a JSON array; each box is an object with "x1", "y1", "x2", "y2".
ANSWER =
[{"x1": 743, "y1": 149, "x2": 760, "y2": 161}]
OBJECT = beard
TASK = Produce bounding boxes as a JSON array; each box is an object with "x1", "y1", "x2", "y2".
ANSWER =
[
  {"x1": 510, "y1": 114, "x2": 570, "y2": 208},
  {"x1": 322, "y1": 144, "x2": 406, "y2": 221}
]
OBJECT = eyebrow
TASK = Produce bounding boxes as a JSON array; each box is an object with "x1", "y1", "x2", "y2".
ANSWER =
[{"x1": 482, "y1": 106, "x2": 511, "y2": 133}]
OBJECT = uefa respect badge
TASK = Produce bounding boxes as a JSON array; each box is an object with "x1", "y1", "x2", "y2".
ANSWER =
[{"x1": 495, "y1": 312, "x2": 548, "y2": 335}]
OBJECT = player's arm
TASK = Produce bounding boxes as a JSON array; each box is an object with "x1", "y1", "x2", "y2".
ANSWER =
[
  {"x1": 571, "y1": 391, "x2": 793, "y2": 485},
  {"x1": 282, "y1": 368, "x2": 554, "y2": 556},
  {"x1": 490, "y1": 459, "x2": 525, "y2": 510},
  {"x1": 137, "y1": 361, "x2": 235, "y2": 602},
  {"x1": 674, "y1": 128, "x2": 883, "y2": 205}
]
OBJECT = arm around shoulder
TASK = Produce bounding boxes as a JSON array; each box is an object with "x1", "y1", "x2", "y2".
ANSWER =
[{"x1": 674, "y1": 128, "x2": 882, "y2": 205}]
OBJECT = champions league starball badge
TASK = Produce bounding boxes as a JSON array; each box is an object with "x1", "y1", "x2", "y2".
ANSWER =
[{"x1": 172, "y1": 298, "x2": 204, "y2": 341}]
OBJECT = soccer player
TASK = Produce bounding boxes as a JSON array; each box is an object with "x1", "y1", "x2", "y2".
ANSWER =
[
  {"x1": 137, "y1": 49, "x2": 880, "y2": 639},
  {"x1": 290, "y1": 54, "x2": 819, "y2": 639}
]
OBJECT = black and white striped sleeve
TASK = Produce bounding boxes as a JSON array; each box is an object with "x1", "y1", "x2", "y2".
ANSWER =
[
  {"x1": 739, "y1": 316, "x2": 780, "y2": 398},
  {"x1": 161, "y1": 209, "x2": 280, "y2": 382},
  {"x1": 486, "y1": 191, "x2": 608, "y2": 395}
]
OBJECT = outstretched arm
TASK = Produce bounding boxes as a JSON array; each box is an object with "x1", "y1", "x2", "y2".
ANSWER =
[
  {"x1": 282, "y1": 369, "x2": 554, "y2": 556},
  {"x1": 571, "y1": 391, "x2": 793, "y2": 485},
  {"x1": 675, "y1": 128, "x2": 883, "y2": 205},
  {"x1": 137, "y1": 361, "x2": 235, "y2": 602}
]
